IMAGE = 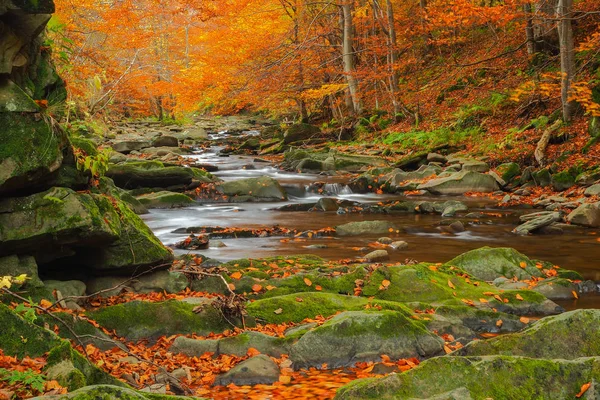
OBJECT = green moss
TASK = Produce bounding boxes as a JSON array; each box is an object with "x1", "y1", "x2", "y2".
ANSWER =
[
  {"x1": 86, "y1": 300, "x2": 232, "y2": 341},
  {"x1": 136, "y1": 191, "x2": 194, "y2": 208},
  {"x1": 496, "y1": 162, "x2": 520, "y2": 183},
  {"x1": 70, "y1": 137, "x2": 98, "y2": 157},
  {"x1": 32, "y1": 384, "x2": 207, "y2": 400}
]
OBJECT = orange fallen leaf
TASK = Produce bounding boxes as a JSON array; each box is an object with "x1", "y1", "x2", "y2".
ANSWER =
[
  {"x1": 515, "y1": 294, "x2": 524, "y2": 301},
  {"x1": 520, "y1": 316, "x2": 530, "y2": 324},
  {"x1": 381, "y1": 279, "x2": 391, "y2": 288},
  {"x1": 572, "y1": 291, "x2": 579, "y2": 299},
  {"x1": 247, "y1": 347, "x2": 261, "y2": 357},
  {"x1": 304, "y1": 278, "x2": 312, "y2": 287},
  {"x1": 315, "y1": 285, "x2": 322, "y2": 291},
  {"x1": 576, "y1": 382, "x2": 591, "y2": 398},
  {"x1": 230, "y1": 272, "x2": 242, "y2": 280},
  {"x1": 228, "y1": 283, "x2": 236, "y2": 291},
  {"x1": 496, "y1": 319, "x2": 503, "y2": 327},
  {"x1": 447, "y1": 280, "x2": 456, "y2": 289},
  {"x1": 279, "y1": 375, "x2": 292, "y2": 384},
  {"x1": 519, "y1": 261, "x2": 527, "y2": 269},
  {"x1": 252, "y1": 284, "x2": 263, "y2": 293}
]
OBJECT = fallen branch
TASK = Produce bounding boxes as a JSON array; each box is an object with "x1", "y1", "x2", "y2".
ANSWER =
[{"x1": 534, "y1": 120, "x2": 562, "y2": 167}]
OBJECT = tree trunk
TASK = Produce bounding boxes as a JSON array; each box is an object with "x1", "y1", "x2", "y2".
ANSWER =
[
  {"x1": 524, "y1": 2, "x2": 536, "y2": 55},
  {"x1": 341, "y1": 1, "x2": 361, "y2": 115},
  {"x1": 557, "y1": 0, "x2": 575, "y2": 122},
  {"x1": 534, "y1": 0, "x2": 559, "y2": 53},
  {"x1": 385, "y1": 0, "x2": 400, "y2": 118}
]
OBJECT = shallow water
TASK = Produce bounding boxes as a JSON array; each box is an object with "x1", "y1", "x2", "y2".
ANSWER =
[{"x1": 144, "y1": 146, "x2": 600, "y2": 282}]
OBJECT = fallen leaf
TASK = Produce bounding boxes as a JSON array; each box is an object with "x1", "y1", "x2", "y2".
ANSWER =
[
  {"x1": 520, "y1": 316, "x2": 530, "y2": 324},
  {"x1": 274, "y1": 308, "x2": 283, "y2": 314},
  {"x1": 515, "y1": 294, "x2": 524, "y2": 301},
  {"x1": 304, "y1": 278, "x2": 312, "y2": 287},
  {"x1": 279, "y1": 375, "x2": 292, "y2": 384},
  {"x1": 230, "y1": 272, "x2": 242, "y2": 280},
  {"x1": 315, "y1": 285, "x2": 322, "y2": 291},
  {"x1": 519, "y1": 261, "x2": 527, "y2": 269},
  {"x1": 496, "y1": 319, "x2": 503, "y2": 327},
  {"x1": 247, "y1": 347, "x2": 261, "y2": 357},
  {"x1": 576, "y1": 382, "x2": 591, "y2": 398},
  {"x1": 572, "y1": 291, "x2": 579, "y2": 299},
  {"x1": 381, "y1": 279, "x2": 391, "y2": 288},
  {"x1": 447, "y1": 280, "x2": 456, "y2": 289},
  {"x1": 252, "y1": 284, "x2": 263, "y2": 293}
]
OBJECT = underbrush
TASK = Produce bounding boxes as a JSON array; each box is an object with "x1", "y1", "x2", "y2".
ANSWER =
[{"x1": 380, "y1": 126, "x2": 484, "y2": 151}]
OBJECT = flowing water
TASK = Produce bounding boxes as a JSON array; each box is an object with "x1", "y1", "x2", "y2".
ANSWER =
[{"x1": 143, "y1": 136, "x2": 600, "y2": 309}]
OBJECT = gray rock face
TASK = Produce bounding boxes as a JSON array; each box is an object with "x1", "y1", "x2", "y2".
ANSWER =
[
  {"x1": 106, "y1": 161, "x2": 213, "y2": 190},
  {"x1": 290, "y1": 311, "x2": 443, "y2": 368},
  {"x1": 219, "y1": 176, "x2": 287, "y2": 202},
  {"x1": 170, "y1": 336, "x2": 219, "y2": 356},
  {"x1": 567, "y1": 202, "x2": 600, "y2": 227},
  {"x1": 111, "y1": 140, "x2": 151, "y2": 154},
  {"x1": 151, "y1": 135, "x2": 179, "y2": 148},
  {"x1": 336, "y1": 220, "x2": 397, "y2": 236},
  {"x1": 513, "y1": 212, "x2": 562, "y2": 235},
  {"x1": 314, "y1": 197, "x2": 339, "y2": 212},
  {"x1": 214, "y1": 355, "x2": 280, "y2": 386},
  {"x1": 0, "y1": 254, "x2": 43, "y2": 288},
  {"x1": 363, "y1": 250, "x2": 389, "y2": 262},
  {"x1": 418, "y1": 171, "x2": 499, "y2": 195},
  {"x1": 461, "y1": 161, "x2": 490, "y2": 173},
  {"x1": 585, "y1": 184, "x2": 600, "y2": 196},
  {"x1": 283, "y1": 123, "x2": 321, "y2": 144}
]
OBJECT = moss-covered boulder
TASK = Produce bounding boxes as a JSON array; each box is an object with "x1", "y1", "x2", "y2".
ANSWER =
[
  {"x1": 532, "y1": 168, "x2": 552, "y2": 187},
  {"x1": 95, "y1": 176, "x2": 148, "y2": 215},
  {"x1": 30, "y1": 384, "x2": 204, "y2": 400},
  {"x1": 289, "y1": 311, "x2": 444, "y2": 368},
  {"x1": 283, "y1": 123, "x2": 321, "y2": 144},
  {"x1": 417, "y1": 171, "x2": 500, "y2": 195},
  {"x1": 445, "y1": 247, "x2": 546, "y2": 281},
  {"x1": 335, "y1": 220, "x2": 398, "y2": 236},
  {"x1": 106, "y1": 161, "x2": 215, "y2": 190},
  {"x1": 456, "y1": 309, "x2": 600, "y2": 359},
  {"x1": 171, "y1": 331, "x2": 290, "y2": 358},
  {"x1": 335, "y1": 355, "x2": 600, "y2": 400},
  {"x1": 219, "y1": 176, "x2": 287, "y2": 202},
  {"x1": 496, "y1": 162, "x2": 521, "y2": 184},
  {"x1": 86, "y1": 300, "x2": 233, "y2": 341},
  {"x1": 136, "y1": 191, "x2": 195, "y2": 209},
  {"x1": 0, "y1": 254, "x2": 43, "y2": 288},
  {"x1": 284, "y1": 149, "x2": 388, "y2": 173},
  {"x1": 214, "y1": 354, "x2": 280, "y2": 386},
  {"x1": 551, "y1": 171, "x2": 575, "y2": 191},
  {"x1": 0, "y1": 110, "x2": 67, "y2": 195}
]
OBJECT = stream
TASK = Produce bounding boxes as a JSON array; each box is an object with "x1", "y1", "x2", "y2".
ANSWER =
[{"x1": 142, "y1": 135, "x2": 600, "y2": 310}]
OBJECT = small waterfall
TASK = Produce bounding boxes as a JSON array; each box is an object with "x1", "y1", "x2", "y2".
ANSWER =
[{"x1": 323, "y1": 183, "x2": 353, "y2": 195}]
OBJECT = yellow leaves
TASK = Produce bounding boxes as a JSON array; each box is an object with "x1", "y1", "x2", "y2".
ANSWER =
[
  {"x1": 303, "y1": 278, "x2": 312, "y2": 287},
  {"x1": 379, "y1": 279, "x2": 391, "y2": 291},
  {"x1": 278, "y1": 375, "x2": 292, "y2": 384},
  {"x1": 515, "y1": 294, "x2": 524, "y2": 301},
  {"x1": 0, "y1": 274, "x2": 29, "y2": 290},
  {"x1": 519, "y1": 262, "x2": 527, "y2": 269},
  {"x1": 447, "y1": 280, "x2": 456, "y2": 290},
  {"x1": 572, "y1": 291, "x2": 579, "y2": 299},
  {"x1": 300, "y1": 84, "x2": 348, "y2": 101}
]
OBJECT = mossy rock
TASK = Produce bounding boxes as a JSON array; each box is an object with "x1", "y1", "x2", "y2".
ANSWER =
[
  {"x1": 86, "y1": 300, "x2": 233, "y2": 341},
  {"x1": 551, "y1": 171, "x2": 575, "y2": 191},
  {"x1": 283, "y1": 123, "x2": 321, "y2": 144},
  {"x1": 30, "y1": 384, "x2": 205, "y2": 400},
  {"x1": 496, "y1": 162, "x2": 521, "y2": 184},
  {"x1": 335, "y1": 220, "x2": 398, "y2": 236},
  {"x1": 289, "y1": 311, "x2": 444, "y2": 368},
  {"x1": 136, "y1": 191, "x2": 195, "y2": 209},
  {"x1": 0, "y1": 303, "x2": 61, "y2": 358},
  {"x1": 532, "y1": 168, "x2": 552, "y2": 187},
  {"x1": 0, "y1": 112, "x2": 67, "y2": 195},
  {"x1": 456, "y1": 309, "x2": 600, "y2": 359},
  {"x1": 0, "y1": 254, "x2": 43, "y2": 288},
  {"x1": 218, "y1": 176, "x2": 287, "y2": 202},
  {"x1": 335, "y1": 355, "x2": 600, "y2": 400},
  {"x1": 70, "y1": 137, "x2": 98, "y2": 157},
  {"x1": 106, "y1": 161, "x2": 215, "y2": 190},
  {"x1": 95, "y1": 177, "x2": 148, "y2": 215},
  {"x1": 445, "y1": 247, "x2": 546, "y2": 281}
]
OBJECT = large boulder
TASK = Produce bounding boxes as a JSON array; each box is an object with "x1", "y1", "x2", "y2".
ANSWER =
[
  {"x1": 31, "y1": 385, "x2": 202, "y2": 400},
  {"x1": 111, "y1": 140, "x2": 151, "y2": 154},
  {"x1": 106, "y1": 161, "x2": 214, "y2": 190},
  {"x1": 335, "y1": 355, "x2": 600, "y2": 400},
  {"x1": 567, "y1": 202, "x2": 600, "y2": 227},
  {"x1": 336, "y1": 220, "x2": 398, "y2": 236},
  {"x1": 290, "y1": 311, "x2": 444, "y2": 368},
  {"x1": 445, "y1": 247, "x2": 545, "y2": 281},
  {"x1": 418, "y1": 171, "x2": 499, "y2": 195},
  {"x1": 214, "y1": 355, "x2": 280, "y2": 386},
  {"x1": 0, "y1": 187, "x2": 173, "y2": 274},
  {"x1": 136, "y1": 191, "x2": 194, "y2": 209},
  {"x1": 219, "y1": 176, "x2": 287, "y2": 202}
]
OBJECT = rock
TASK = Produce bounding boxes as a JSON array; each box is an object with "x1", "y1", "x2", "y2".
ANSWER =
[
  {"x1": 532, "y1": 278, "x2": 578, "y2": 300},
  {"x1": 457, "y1": 309, "x2": 600, "y2": 359},
  {"x1": 532, "y1": 168, "x2": 552, "y2": 187},
  {"x1": 219, "y1": 176, "x2": 287, "y2": 202},
  {"x1": 214, "y1": 355, "x2": 279, "y2": 386},
  {"x1": 111, "y1": 140, "x2": 151, "y2": 154},
  {"x1": 151, "y1": 135, "x2": 179, "y2": 148},
  {"x1": 513, "y1": 212, "x2": 562, "y2": 235},
  {"x1": 170, "y1": 336, "x2": 219, "y2": 356},
  {"x1": 462, "y1": 161, "x2": 490, "y2": 173},
  {"x1": 30, "y1": 384, "x2": 194, "y2": 400},
  {"x1": 441, "y1": 202, "x2": 468, "y2": 217},
  {"x1": 427, "y1": 153, "x2": 447, "y2": 163},
  {"x1": 448, "y1": 221, "x2": 465, "y2": 233},
  {"x1": 390, "y1": 241, "x2": 409, "y2": 250},
  {"x1": 290, "y1": 311, "x2": 443, "y2": 368},
  {"x1": 377, "y1": 237, "x2": 393, "y2": 245},
  {"x1": 109, "y1": 151, "x2": 128, "y2": 163},
  {"x1": 239, "y1": 137, "x2": 260, "y2": 150},
  {"x1": 335, "y1": 355, "x2": 600, "y2": 400},
  {"x1": 136, "y1": 191, "x2": 194, "y2": 209},
  {"x1": 283, "y1": 123, "x2": 321, "y2": 144},
  {"x1": 173, "y1": 127, "x2": 208, "y2": 141},
  {"x1": 0, "y1": 254, "x2": 43, "y2": 288},
  {"x1": 43, "y1": 280, "x2": 86, "y2": 308},
  {"x1": 314, "y1": 197, "x2": 339, "y2": 212},
  {"x1": 585, "y1": 184, "x2": 600, "y2": 196},
  {"x1": 496, "y1": 162, "x2": 521, "y2": 184},
  {"x1": 364, "y1": 250, "x2": 389, "y2": 262},
  {"x1": 567, "y1": 202, "x2": 600, "y2": 227},
  {"x1": 336, "y1": 220, "x2": 397, "y2": 236},
  {"x1": 551, "y1": 171, "x2": 575, "y2": 191},
  {"x1": 107, "y1": 161, "x2": 214, "y2": 190},
  {"x1": 445, "y1": 247, "x2": 544, "y2": 281},
  {"x1": 219, "y1": 332, "x2": 289, "y2": 357},
  {"x1": 0, "y1": 111, "x2": 67, "y2": 195},
  {"x1": 175, "y1": 234, "x2": 209, "y2": 250},
  {"x1": 87, "y1": 300, "x2": 232, "y2": 341},
  {"x1": 130, "y1": 271, "x2": 189, "y2": 294},
  {"x1": 418, "y1": 171, "x2": 499, "y2": 195}
]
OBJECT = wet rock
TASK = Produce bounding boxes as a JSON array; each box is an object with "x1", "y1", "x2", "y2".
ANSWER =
[
  {"x1": 43, "y1": 280, "x2": 86, "y2": 308},
  {"x1": 377, "y1": 237, "x2": 393, "y2": 245},
  {"x1": 175, "y1": 234, "x2": 209, "y2": 250},
  {"x1": 219, "y1": 332, "x2": 289, "y2": 357},
  {"x1": 172, "y1": 127, "x2": 208, "y2": 142},
  {"x1": 364, "y1": 250, "x2": 389, "y2": 262},
  {"x1": 130, "y1": 271, "x2": 189, "y2": 294},
  {"x1": 567, "y1": 202, "x2": 600, "y2": 227},
  {"x1": 448, "y1": 221, "x2": 465, "y2": 233},
  {"x1": 513, "y1": 212, "x2": 562, "y2": 235},
  {"x1": 151, "y1": 135, "x2": 179, "y2": 148},
  {"x1": 30, "y1": 385, "x2": 187, "y2": 400},
  {"x1": 214, "y1": 355, "x2": 279, "y2": 386},
  {"x1": 418, "y1": 171, "x2": 499, "y2": 195},
  {"x1": 336, "y1": 220, "x2": 397, "y2": 236},
  {"x1": 219, "y1": 176, "x2": 287, "y2": 202},
  {"x1": 290, "y1": 311, "x2": 443, "y2": 368},
  {"x1": 390, "y1": 241, "x2": 409, "y2": 250},
  {"x1": 532, "y1": 278, "x2": 578, "y2": 300},
  {"x1": 107, "y1": 161, "x2": 214, "y2": 190},
  {"x1": 314, "y1": 197, "x2": 339, "y2": 212},
  {"x1": 445, "y1": 247, "x2": 544, "y2": 281},
  {"x1": 136, "y1": 191, "x2": 194, "y2": 209},
  {"x1": 335, "y1": 355, "x2": 600, "y2": 400}
]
